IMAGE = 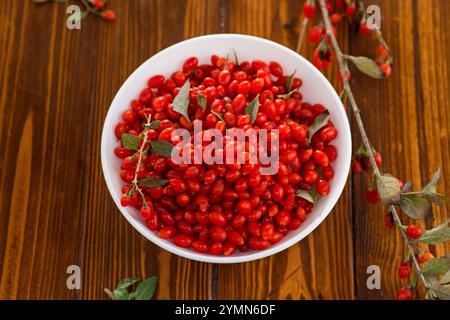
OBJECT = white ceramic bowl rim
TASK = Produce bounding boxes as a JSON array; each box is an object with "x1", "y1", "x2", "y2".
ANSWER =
[{"x1": 101, "y1": 34, "x2": 351, "y2": 264}]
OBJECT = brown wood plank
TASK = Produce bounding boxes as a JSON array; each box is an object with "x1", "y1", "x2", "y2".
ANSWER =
[
  {"x1": 0, "y1": 0, "x2": 92, "y2": 299},
  {"x1": 350, "y1": 0, "x2": 450, "y2": 299},
  {"x1": 216, "y1": 0, "x2": 354, "y2": 300},
  {"x1": 78, "y1": 0, "x2": 220, "y2": 299},
  {"x1": 414, "y1": 0, "x2": 450, "y2": 261}
]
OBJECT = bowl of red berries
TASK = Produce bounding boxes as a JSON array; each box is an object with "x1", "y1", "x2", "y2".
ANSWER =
[{"x1": 101, "y1": 34, "x2": 351, "y2": 263}]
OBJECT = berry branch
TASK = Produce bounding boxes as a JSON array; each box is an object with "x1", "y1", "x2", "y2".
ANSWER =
[
  {"x1": 131, "y1": 115, "x2": 153, "y2": 200},
  {"x1": 34, "y1": 0, "x2": 117, "y2": 21},
  {"x1": 296, "y1": 0, "x2": 450, "y2": 300},
  {"x1": 314, "y1": 3, "x2": 430, "y2": 288}
]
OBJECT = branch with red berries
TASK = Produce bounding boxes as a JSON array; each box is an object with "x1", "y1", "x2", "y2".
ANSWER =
[
  {"x1": 296, "y1": 0, "x2": 450, "y2": 300},
  {"x1": 34, "y1": 0, "x2": 117, "y2": 22}
]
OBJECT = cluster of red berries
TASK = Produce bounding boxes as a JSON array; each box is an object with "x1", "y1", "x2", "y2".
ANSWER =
[
  {"x1": 351, "y1": 150, "x2": 384, "y2": 204},
  {"x1": 114, "y1": 55, "x2": 339, "y2": 256},
  {"x1": 304, "y1": 0, "x2": 391, "y2": 78},
  {"x1": 395, "y1": 248, "x2": 432, "y2": 300},
  {"x1": 395, "y1": 225, "x2": 427, "y2": 300},
  {"x1": 375, "y1": 44, "x2": 392, "y2": 78},
  {"x1": 88, "y1": 0, "x2": 116, "y2": 21}
]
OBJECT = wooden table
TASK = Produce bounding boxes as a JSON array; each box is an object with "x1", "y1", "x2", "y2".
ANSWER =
[{"x1": 0, "y1": 0, "x2": 449, "y2": 300}]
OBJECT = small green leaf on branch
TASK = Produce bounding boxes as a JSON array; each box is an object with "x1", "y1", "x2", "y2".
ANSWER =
[
  {"x1": 308, "y1": 111, "x2": 330, "y2": 143},
  {"x1": 150, "y1": 140, "x2": 174, "y2": 157},
  {"x1": 346, "y1": 55, "x2": 385, "y2": 79},
  {"x1": 197, "y1": 93, "x2": 207, "y2": 111},
  {"x1": 376, "y1": 174, "x2": 401, "y2": 205},
  {"x1": 171, "y1": 80, "x2": 191, "y2": 125},
  {"x1": 415, "y1": 219, "x2": 450, "y2": 245},
  {"x1": 139, "y1": 177, "x2": 169, "y2": 188},
  {"x1": 421, "y1": 256, "x2": 450, "y2": 278},
  {"x1": 245, "y1": 95, "x2": 260, "y2": 125},
  {"x1": 135, "y1": 276, "x2": 158, "y2": 300},
  {"x1": 122, "y1": 133, "x2": 140, "y2": 151}
]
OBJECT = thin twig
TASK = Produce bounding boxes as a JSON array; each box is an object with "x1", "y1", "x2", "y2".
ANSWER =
[
  {"x1": 131, "y1": 115, "x2": 152, "y2": 200},
  {"x1": 316, "y1": 0, "x2": 431, "y2": 291},
  {"x1": 296, "y1": 18, "x2": 309, "y2": 53}
]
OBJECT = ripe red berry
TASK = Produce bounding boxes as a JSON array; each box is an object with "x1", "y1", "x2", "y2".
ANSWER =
[
  {"x1": 365, "y1": 188, "x2": 380, "y2": 204},
  {"x1": 173, "y1": 234, "x2": 193, "y2": 248},
  {"x1": 93, "y1": 0, "x2": 105, "y2": 9},
  {"x1": 102, "y1": 9, "x2": 117, "y2": 21},
  {"x1": 384, "y1": 212, "x2": 394, "y2": 228},
  {"x1": 376, "y1": 45, "x2": 390, "y2": 61},
  {"x1": 303, "y1": 1, "x2": 316, "y2": 19},
  {"x1": 396, "y1": 287, "x2": 413, "y2": 300},
  {"x1": 352, "y1": 158, "x2": 363, "y2": 173},
  {"x1": 380, "y1": 63, "x2": 392, "y2": 78},
  {"x1": 140, "y1": 205, "x2": 152, "y2": 220},
  {"x1": 397, "y1": 262, "x2": 411, "y2": 279},
  {"x1": 405, "y1": 225, "x2": 423, "y2": 240},
  {"x1": 338, "y1": 70, "x2": 351, "y2": 84},
  {"x1": 360, "y1": 22, "x2": 371, "y2": 35},
  {"x1": 330, "y1": 13, "x2": 342, "y2": 24},
  {"x1": 269, "y1": 61, "x2": 283, "y2": 77},
  {"x1": 345, "y1": 5, "x2": 356, "y2": 16},
  {"x1": 422, "y1": 251, "x2": 434, "y2": 262},
  {"x1": 315, "y1": 179, "x2": 330, "y2": 196},
  {"x1": 374, "y1": 152, "x2": 382, "y2": 167},
  {"x1": 308, "y1": 26, "x2": 322, "y2": 43}
]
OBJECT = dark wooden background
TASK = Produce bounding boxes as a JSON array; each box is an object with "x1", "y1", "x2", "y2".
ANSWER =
[{"x1": 0, "y1": 0, "x2": 449, "y2": 300}]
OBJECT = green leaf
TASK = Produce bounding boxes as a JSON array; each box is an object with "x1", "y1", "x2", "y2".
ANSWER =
[
  {"x1": 113, "y1": 288, "x2": 130, "y2": 300},
  {"x1": 171, "y1": 80, "x2": 191, "y2": 125},
  {"x1": 122, "y1": 133, "x2": 140, "y2": 151},
  {"x1": 422, "y1": 191, "x2": 449, "y2": 207},
  {"x1": 139, "y1": 177, "x2": 169, "y2": 188},
  {"x1": 430, "y1": 285, "x2": 450, "y2": 300},
  {"x1": 277, "y1": 90, "x2": 296, "y2": 99},
  {"x1": 424, "y1": 168, "x2": 441, "y2": 191},
  {"x1": 135, "y1": 276, "x2": 158, "y2": 300},
  {"x1": 416, "y1": 220, "x2": 450, "y2": 245},
  {"x1": 296, "y1": 189, "x2": 314, "y2": 203},
  {"x1": 421, "y1": 256, "x2": 450, "y2": 277},
  {"x1": 128, "y1": 291, "x2": 137, "y2": 300},
  {"x1": 420, "y1": 169, "x2": 449, "y2": 206},
  {"x1": 211, "y1": 110, "x2": 225, "y2": 122},
  {"x1": 401, "y1": 180, "x2": 413, "y2": 192},
  {"x1": 232, "y1": 49, "x2": 239, "y2": 66},
  {"x1": 347, "y1": 56, "x2": 385, "y2": 79},
  {"x1": 308, "y1": 111, "x2": 330, "y2": 143},
  {"x1": 116, "y1": 277, "x2": 141, "y2": 290},
  {"x1": 145, "y1": 121, "x2": 161, "y2": 129},
  {"x1": 245, "y1": 95, "x2": 260, "y2": 125},
  {"x1": 439, "y1": 269, "x2": 450, "y2": 285},
  {"x1": 425, "y1": 288, "x2": 439, "y2": 300},
  {"x1": 197, "y1": 93, "x2": 207, "y2": 111},
  {"x1": 285, "y1": 71, "x2": 296, "y2": 91},
  {"x1": 376, "y1": 174, "x2": 401, "y2": 205},
  {"x1": 150, "y1": 140, "x2": 174, "y2": 157},
  {"x1": 399, "y1": 193, "x2": 432, "y2": 219},
  {"x1": 296, "y1": 189, "x2": 320, "y2": 205}
]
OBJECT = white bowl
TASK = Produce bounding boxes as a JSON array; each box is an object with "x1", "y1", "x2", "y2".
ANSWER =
[{"x1": 101, "y1": 34, "x2": 351, "y2": 264}]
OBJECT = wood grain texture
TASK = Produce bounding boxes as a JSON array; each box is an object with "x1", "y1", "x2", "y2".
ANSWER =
[{"x1": 0, "y1": 0, "x2": 449, "y2": 300}]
